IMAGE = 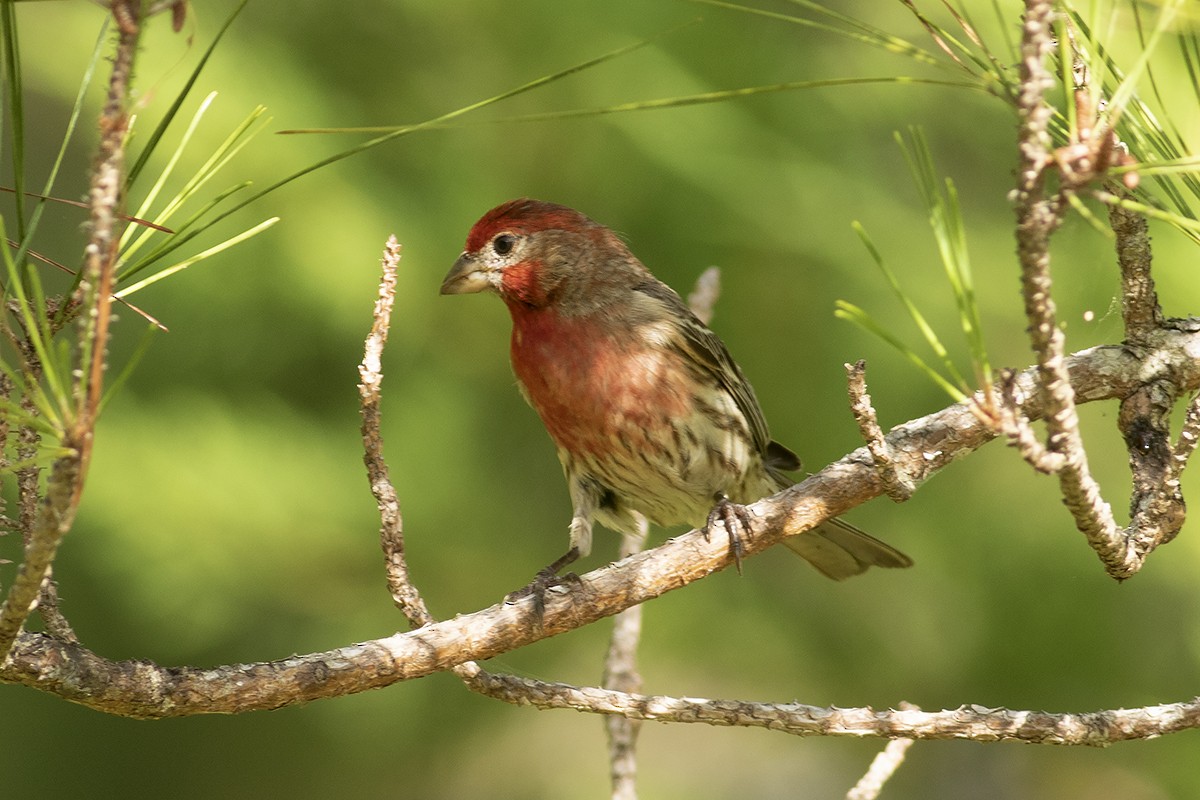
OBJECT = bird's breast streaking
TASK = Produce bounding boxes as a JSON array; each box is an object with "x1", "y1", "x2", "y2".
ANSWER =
[{"x1": 508, "y1": 301, "x2": 761, "y2": 528}]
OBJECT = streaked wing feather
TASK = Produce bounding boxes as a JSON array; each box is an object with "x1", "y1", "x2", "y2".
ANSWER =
[{"x1": 631, "y1": 280, "x2": 773, "y2": 455}]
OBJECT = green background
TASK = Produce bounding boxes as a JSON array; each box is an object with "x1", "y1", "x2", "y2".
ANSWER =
[{"x1": 4, "y1": 1, "x2": 1199, "y2": 798}]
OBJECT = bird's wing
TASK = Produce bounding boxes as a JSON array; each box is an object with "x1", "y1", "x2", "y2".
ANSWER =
[{"x1": 630, "y1": 279, "x2": 775, "y2": 457}]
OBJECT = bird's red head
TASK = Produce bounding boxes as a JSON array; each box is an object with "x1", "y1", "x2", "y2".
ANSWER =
[
  {"x1": 462, "y1": 199, "x2": 593, "y2": 253},
  {"x1": 441, "y1": 199, "x2": 639, "y2": 313}
]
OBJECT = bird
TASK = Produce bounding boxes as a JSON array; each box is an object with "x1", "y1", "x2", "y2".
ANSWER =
[{"x1": 440, "y1": 198, "x2": 911, "y2": 592}]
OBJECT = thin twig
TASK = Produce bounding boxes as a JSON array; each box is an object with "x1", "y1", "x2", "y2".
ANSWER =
[
  {"x1": 997, "y1": 368, "x2": 1064, "y2": 473},
  {"x1": 1004, "y1": 4, "x2": 1190, "y2": 581},
  {"x1": 358, "y1": 237, "x2": 479, "y2": 698},
  {"x1": 34, "y1": 574, "x2": 78, "y2": 644},
  {"x1": 847, "y1": 739, "x2": 915, "y2": 799},
  {"x1": 686, "y1": 266, "x2": 721, "y2": 326},
  {"x1": 15, "y1": 347, "x2": 42, "y2": 544},
  {"x1": 0, "y1": 454, "x2": 82, "y2": 663},
  {"x1": 846, "y1": 739, "x2": 915, "y2": 800},
  {"x1": 376, "y1": 668, "x2": 1200, "y2": 746},
  {"x1": 358, "y1": 237, "x2": 433, "y2": 629},
  {"x1": 846, "y1": 360, "x2": 915, "y2": 501},
  {"x1": 11, "y1": 345, "x2": 77, "y2": 642},
  {"x1": 599, "y1": 271, "x2": 724, "y2": 797},
  {"x1": 846, "y1": 701, "x2": 917, "y2": 800},
  {"x1": 0, "y1": 371, "x2": 7, "y2": 590},
  {"x1": 352, "y1": 237, "x2": 543, "y2": 703},
  {"x1": 0, "y1": 0, "x2": 141, "y2": 664},
  {"x1": 604, "y1": 519, "x2": 646, "y2": 800}
]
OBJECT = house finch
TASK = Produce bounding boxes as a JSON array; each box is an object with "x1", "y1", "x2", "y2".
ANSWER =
[{"x1": 441, "y1": 198, "x2": 911, "y2": 590}]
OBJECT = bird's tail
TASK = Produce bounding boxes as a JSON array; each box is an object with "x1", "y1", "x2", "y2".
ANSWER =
[
  {"x1": 762, "y1": 439, "x2": 911, "y2": 579},
  {"x1": 781, "y1": 516, "x2": 912, "y2": 580}
]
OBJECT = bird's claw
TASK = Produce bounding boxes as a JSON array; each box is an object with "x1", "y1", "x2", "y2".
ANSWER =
[
  {"x1": 705, "y1": 495, "x2": 755, "y2": 574},
  {"x1": 505, "y1": 569, "x2": 580, "y2": 604},
  {"x1": 506, "y1": 571, "x2": 581, "y2": 620},
  {"x1": 505, "y1": 552, "x2": 583, "y2": 619}
]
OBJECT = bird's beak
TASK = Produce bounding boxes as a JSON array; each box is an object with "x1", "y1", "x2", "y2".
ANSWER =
[{"x1": 440, "y1": 252, "x2": 493, "y2": 295}]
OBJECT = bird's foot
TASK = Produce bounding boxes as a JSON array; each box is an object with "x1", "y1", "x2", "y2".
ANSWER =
[
  {"x1": 505, "y1": 568, "x2": 581, "y2": 603},
  {"x1": 704, "y1": 495, "x2": 756, "y2": 574},
  {"x1": 505, "y1": 547, "x2": 582, "y2": 614}
]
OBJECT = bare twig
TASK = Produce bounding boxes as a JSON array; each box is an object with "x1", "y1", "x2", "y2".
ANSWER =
[
  {"x1": 0, "y1": 0, "x2": 141, "y2": 664},
  {"x1": 352, "y1": 237, "x2": 557, "y2": 709},
  {"x1": 846, "y1": 701, "x2": 917, "y2": 800},
  {"x1": 359, "y1": 237, "x2": 433, "y2": 629},
  {"x1": 467, "y1": 677, "x2": 1200, "y2": 745},
  {"x1": 846, "y1": 360, "x2": 915, "y2": 501},
  {"x1": 997, "y1": 368, "x2": 1064, "y2": 473},
  {"x1": 847, "y1": 739, "x2": 915, "y2": 799},
  {"x1": 686, "y1": 266, "x2": 721, "y2": 326},
  {"x1": 15, "y1": 351, "x2": 42, "y2": 544},
  {"x1": 1106, "y1": 201, "x2": 1184, "y2": 552},
  {"x1": 34, "y1": 575, "x2": 78, "y2": 644},
  {"x1": 597, "y1": 269, "x2": 726, "y2": 797},
  {"x1": 0, "y1": 455, "x2": 82, "y2": 663},
  {"x1": 604, "y1": 518, "x2": 646, "y2": 800},
  {"x1": 1054, "y1": 23, "x2": 1139, "y2": 194},
  {"x1": 600, "y1": 268, "x2": 725, "y2": 798},
  {"x1": 358, "y1": 238, "x2": 484, "y2": 701}
]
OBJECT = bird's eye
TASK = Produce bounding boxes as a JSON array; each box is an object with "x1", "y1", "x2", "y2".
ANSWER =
[{"x1": 492, "y1": 233, "x2": 517, "y2": 256}]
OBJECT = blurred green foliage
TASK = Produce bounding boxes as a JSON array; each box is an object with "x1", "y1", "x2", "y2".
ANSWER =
[{"x1": 2, "y1": 1, "x2": 1199, "y2": 798}]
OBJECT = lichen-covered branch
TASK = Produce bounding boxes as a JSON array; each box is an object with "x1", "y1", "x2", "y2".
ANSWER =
[
  {"x1": 7, "y1": 621, "x2": 1200, "y2": 745},
  {"x1": 431, "y1": 671, "x2": 1200, "y2": 746},
  {"x1": 1003, "y1": 1, "x2": 1194, "y2": 580},
  {"x1": 1011, "y1": 0, "x2": 1139, "y2": 577},
  {"x1": 1109, "y1": 202, "x2": 1162, "y2": 340},
  {"x1": 1108, "y1": 200, "x2": 1185, "y2": 557},
  {"x1": 3, "y1": 329, "x2": 1199, "y2": 717}
]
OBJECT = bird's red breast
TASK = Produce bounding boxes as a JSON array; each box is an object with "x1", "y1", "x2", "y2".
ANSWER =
[{"x1": 507, "y1": 302, "x2": 691, "y2": 462}]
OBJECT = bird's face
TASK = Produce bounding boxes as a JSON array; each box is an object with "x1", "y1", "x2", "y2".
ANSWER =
[
  {"x1": 444, "y1": 199, "x2": 657, "y2": 321},
  {"x1": 440, "y1": 224, "x2": 537, "y2": 299},
  {"x1": 439, "y1": 199, "x2": 609, "y2": 311}
]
